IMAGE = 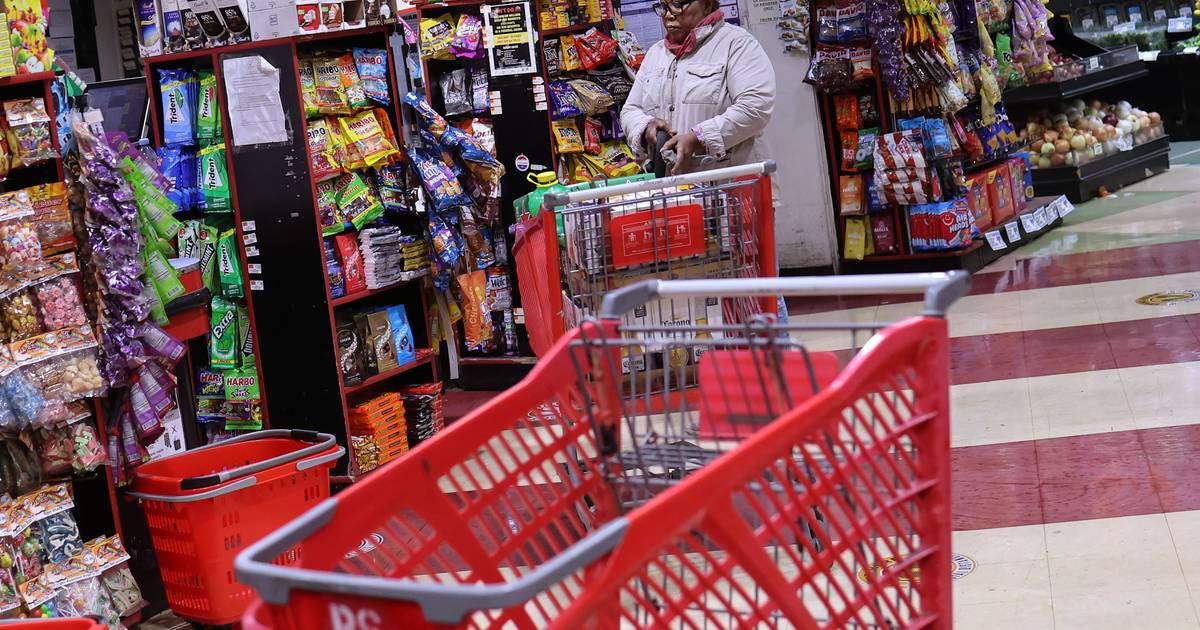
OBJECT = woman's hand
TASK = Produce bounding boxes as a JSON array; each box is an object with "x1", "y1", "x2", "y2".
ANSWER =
[
  {"x1": 662, "y1": 131, "x2": 702, "y2": 174},
  {"x1": 643, "y1": 118, "x2": 673, "y2": 148}
]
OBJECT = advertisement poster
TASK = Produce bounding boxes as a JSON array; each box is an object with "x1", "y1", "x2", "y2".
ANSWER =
[{"x1": 483, "y1": 2, "x2": 538, "y2": 76}]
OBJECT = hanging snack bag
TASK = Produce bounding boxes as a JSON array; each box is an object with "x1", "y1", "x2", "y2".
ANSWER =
[
  {"x1": 334, "y1": 171, "x2": 385, "y2": 230},
  {"x1": 338, "y1": 110, "x2": 399, "y2": 168},
  {"x1": 440, "y1": 69, "x2": 471, "y2": 116},
  {"x1": 457, "y1": 270, "x2": 493, "y2": 351},
  {"x1": 306, "y1": 118, "x2": 342, "y2": 181},
  {"x1": 336, "y1": 52, "x2": 370, "y2": 111},
  {"x1": 353, "y1": 48, "x2": 390, "y2": 105},
  {"x1": 217, "y1": 229, "x2": 244, "y2": 299},
  {"x1": 551, "y1": 119, "x2": 584, "y2": 153},
  {"x1": 144, "y1": 247, "x2": 186, "y2": 305},
  {"x1": 854, "y1": 127, "x2": 878, "y2": 169},
  {"x1": 373, "y1": 165, "x2": 407, "y2": 212},
  {"x1": 334, "y1": 233, "x2": 367, "y2": 294},
  {"x1": 420, "y1": 13, "x2": 457, "y2": 60},
  {"x1": 548, "y1": 82, "x2": 583, "y2": 119},
  {"x1": 198, "y1": 143, "x2": 232, "y2": 212},
  {"x1": 407, "y1": 147, "x2": 472, "y2": 210},
  {"x1": 26, "y1": 184, "x2": 71, "y2": 253},
  {"x1": 158, "y1": 69, "x2": 196, "y2": 146},
  {"x1": 313, "y1": 57, "x2": 351, "y2": 116},
  {"x1": 210, "y1": 297, "x2": 239, "y2": 369},
  {"x1": 197, "y1": 223, "x2": 218, "y2": 293},
  {"x1": 470, "y1": 66, "x2": 489, "y2": 113},
  {"x1": 575, "y1": 27, "x2": 619, "y2": 70},
  {"x1": 403, "y1": 91, "x2": 449, "y2": 138},
  {"x1": 561, "y1": 35, "x2": 583, "y2": 71},
  {"x1": 450, "y1": 14, "x2": 484, "y2": 58},
  {"x1": 834, "y1": 93, "x2": 860, "y2": 131},
  {"x1": 196, "y1": 70, "x2": 219, "y2": 141},
  {"x1": 840, "y1": 130, "x2": 858, "y2": 171},
  {"x1": 299, "y1": 61, "x2": 319, "y2": 118}
]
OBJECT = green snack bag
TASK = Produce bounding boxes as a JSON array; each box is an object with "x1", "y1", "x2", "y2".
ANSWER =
[
  {"x1": 199, "y1": 143, "x2": 232, "y2": 213},
  {"x1": 217, "y1": 228, "x2": 244, "y2": 299},
  {"x1": 238, "y1": 303, "x2": 255, "y2": 368},
  {"x1": 223, "y1": 366, "x2": 260, "y2": 402},
  {"x1": 139, "y1": 214, "x2": 176, "y2": 259},
  {"x1": 196, "y1": 70, "x2": 219, "y2": 140},
  {"x1": 334, "y1": 171, "x2": 383, "y2": 230},
  {"x1": 142, "y1": 282, "x2": 169, "y2": 326},
  {"x1": 299, "y1": 61, "x2": 319, "y2": 119},
  {"x1": 210, "y1": 297, "x2": 239, "y2": 369},
  {"x1": 177, "y1": 221, "x2": 199, "y2": 258},
  {"x1": 122, "y1": 156, "x2": 183, "y2": 240},
  {"x1": 197, "y1": 223, "x2": 219, "y2": 293},
  {"x1": 144, "y1": 248, "x2": 186, "y2": 305}
]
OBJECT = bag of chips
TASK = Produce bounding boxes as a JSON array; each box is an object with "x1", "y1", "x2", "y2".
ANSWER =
[
  {"x1": 306, "y1": 118, "x2": 342, "y2": 181},
  {"x1": 833, "y1": 93, "x2": 859, "y2": 131},
  {"x1": 561, "y1": 35, "x2": 583, "y2": 71},
  {"x1": 450, "y1": 14, "x2": 484, "y2": 58},
  {"x1": 406, "y1": 147, "x2": 472, "y2": 210},
  {"x1": 313, "y1": 57, "x2": 351, "y2": 116},
  {"x1": 548, "y1": 82, "x2": 583, "y2": 119},
  {"x1": 420, "y1": 14, "x2": 457, "y2": 60},
  {"x1": 575, "y1": 27, "x2": 618, "y2": 70},
  {"x1": 403, "y1": 91, "x2": 449, "y2": 138},
  {"x1": 457, "y1": 269, "x2": 493, "y2": 351},
  {"x1": 338, "y1": 110, "x2": 399, "y2": 167},
  {"x1": 552, "y1": 119, "x2": 583, "y2": 153},
  {"x1": 839, "y1": 174, "x2": 864, "y2": 215},
  {"x1": 352, "y1": 48, "x2": 390, "y2": 106},
  {"x1": 299, "y1": 61, "x2": 319, "y2": 118}
]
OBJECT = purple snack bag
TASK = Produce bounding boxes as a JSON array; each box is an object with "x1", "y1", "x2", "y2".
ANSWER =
[
  {"x1": 138, "y1": 362, "x2": 177, "y2": 419},
  {"x1": 119, "y1": 402, "x2": 145, "y2": 467},
  {"x1": 129, "y1": 381, "x2": 164, "y2": 442},
  {"x1": 141, "y1": 323, "x2": 185, "y2": 365}
]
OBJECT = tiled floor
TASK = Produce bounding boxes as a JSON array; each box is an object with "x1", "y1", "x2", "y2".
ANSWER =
[{"x1": 440, "y1": 147, "x2": 1200, "y2": 627}]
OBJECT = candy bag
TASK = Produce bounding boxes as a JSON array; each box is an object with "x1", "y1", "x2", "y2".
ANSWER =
[
  {"x1": 157, "y1": 69, "x2": 196, "y2": 146},
  {"x1": 403, "y1": 91, "x2": 449, "y2": 138},
  {"x1": 373, "y1": 165, "x2": 407, "y2": 212},
  {"x1": 420, "y1": 14, "x2": 457, "y2": 60},
  {"x1": 440, "y1": 69, "x2": 471, "y2": 116},
  {"x1": 854, "y1": 127, "x2": 878, "y2": 169},
  {"x1": 3, "y1": 97, "x2": 53, "y2": 166},
  {"x1": 568, "y1": 80, "x2": 614, "y2": 115},
  {"x1": 317, "y1": 179, "x2": 341, "y2": 233},
  {"x1": 337, "y1": 52, "x2": 370, "y2": 111},
  {"x1": 548, "y1": 82, "x2": 583, "y2": 119},
  {"x1": 196, "y1": 70, "x2": 219, "y2": 141},
  {"x1": 450, "y1": 14, "x2": 484, "y2": 58},
  {"x1": 353, "y1": 48, "x2": 390, "y2": 106},
  {"x1": 144, "y1": 248, "x2": 185, "y2": 305},
  {"x1": 198, "y1": 143, "x2": 232, "y2": 212},
  {"x1": 338, "y1": 110, "x2": 399, "y2": 167},
  {"x1": 551, "y1": 119, "x2": 583, "y2": 153},
  {"x1": 543, "y1": 38, "x2": 561, "y2": 76},
  {"x1": 210, "y1": 297, "x2": 238, "y2": 369},
  {"x1": 387, "y1": 305, "x2": 416, "y2": 365},
  {"x1": 334, "y1": 233, "x2": 366, "y2": 294},
  {"x1": 575, "y1": 28, "x2": 618, "y2": 70},
  {"x1": 217, "y1": 229, "x2": 244, "y2": 299},
  {"x1": 840, "y1": 130, "x2": 858, "y2": 171},
  {"x1": 561, "y1": 35, "x2": 583, "y2": 71},
  {"x1": 839, "y1": 175, "x2": 865, "y2": 215},
  {"x1": 299, "y1": 61, "x2": 319, "y2": 118},
  {"x1": 583, "y1": 117, "x2": 603, "y2": 153},
  {"x1": 306, "y1": 118, "x2": 342, "y2": 181},
  {"x1": 313, "y1": 57, "x2": 350, "y2": 116},
  {"x1": 334, "y1": 171, "x2": 384, "y2": 230}
]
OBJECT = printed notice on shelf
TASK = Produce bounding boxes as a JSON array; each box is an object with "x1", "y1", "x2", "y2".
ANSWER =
[
  {"x1": 1004, "y1": 221, "x2": 1022, "y2": 243},
  {"x1": 1058, "y1": 196, "x2": 1076, "y2": 216},
  {"x1": 482, "y1": 2, "x2": 537, "y2": 76},
  {"x1": 222, "y1": 55, "x2": 289, "y2": 147},
  {"x1": 1020, "y1": 212, "x2": 1040, "y2": 233},
  {"x1": 985, "y1": 230, "x2": 1007, "y2": 251},
  {"x1": 1169, "y1": 16, "x2": 1193, "y2": 32}
]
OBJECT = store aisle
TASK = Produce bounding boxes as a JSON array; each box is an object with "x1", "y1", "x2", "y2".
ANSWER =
[{"x1": 788, "y1": 158, "x2": 1200, "y2": 628}]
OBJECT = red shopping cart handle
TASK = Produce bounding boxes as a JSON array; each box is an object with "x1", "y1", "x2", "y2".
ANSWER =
[{"x1": 179, "y1": 429, "x2": 326, "y2": 490}]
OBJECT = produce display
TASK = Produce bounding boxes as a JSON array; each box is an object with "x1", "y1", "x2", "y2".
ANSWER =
[{"x1": 1019, "y1": 99, "x2": 1166, "y2": 169}]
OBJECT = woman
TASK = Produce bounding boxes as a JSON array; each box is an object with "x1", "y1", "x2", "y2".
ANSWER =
[{"x1": 620, "y1": 0, "x2": 776, "y2": 175}]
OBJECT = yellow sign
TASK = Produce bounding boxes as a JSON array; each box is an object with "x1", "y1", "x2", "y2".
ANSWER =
[{"x1": 1135, "y1": 290, "x2": 1200, "y2": 306}]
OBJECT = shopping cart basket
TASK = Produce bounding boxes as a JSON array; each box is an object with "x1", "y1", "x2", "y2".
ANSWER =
[
  {"x1": 0, "y1": 621, "x2": 105, "y2": 629},
  {"x1": 236, "y1": 273, "x2": 968, "y2": 629},
  {"x1": 514, "y1": 161, "x2": 777, "y2": 356},
  {"x1": 128, "y1": 429, "x2": 343, "y2": 625}
]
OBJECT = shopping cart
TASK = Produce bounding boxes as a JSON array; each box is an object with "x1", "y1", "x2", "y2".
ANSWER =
[
  {"x1": 0, "y1": 621, "x2": 105, "y2": 629},
  {"x1": 128, "y1": 429, "x2": 343, "y2": 625},
  {"x1": 514, "y1": 161, "x2": 777, "y2": 356},
  {"x1": 236, "y1": 273, "x2": 967, "y2": 629}
]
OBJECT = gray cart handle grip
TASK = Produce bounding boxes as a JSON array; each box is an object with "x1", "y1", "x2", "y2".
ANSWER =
[
  {"x1": 600, "y1": 272, "x2": 971, "y2": 319},
  {"x1": 235, "y1": 500, "x2": 629, "y2": 624},
  {"x1": 543, "y1": 160, "x2": 777, "y2": 210},
  {"x1": 136, "y1": 429, "x2": 340, "y2": 492}
]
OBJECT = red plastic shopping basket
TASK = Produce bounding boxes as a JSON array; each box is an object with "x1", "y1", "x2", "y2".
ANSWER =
[
  {"x1": 1, "y1": 621, "x2": 106, "y2": 629},
  {"x1": 129, "y1": 429, "x2": 343, "y2": 625},
  {"x1": 236, "y1": 274, "x2": 966, "y2": 629}
]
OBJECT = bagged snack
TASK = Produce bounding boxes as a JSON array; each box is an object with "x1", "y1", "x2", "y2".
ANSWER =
[
  {"x1": 450, "y1": 14, "x2": 484, "y2": 58},
  {"x1": 615, "y1": 28, "x2": 646, "y2": 72},
  {"x1": 145, "y1": 247, "x2": 185, "y2": 305},
  {"x1": 217, "y1": 229, "x2": 244, "y2": 299},
  {"x1": 420, "y1": 14, "x2": 457, "y2": 60},
  {"x1": 0, "y1": 220, "x2": 41, "y2": 268},
  {"x1": 336, "y1": 319, "x2": 365, "y2": 385},
  {"x1": 568, "y1": 80, "x2": 614, "y2": 115},
  {"x1": 551, "y1": 119, "x2": 584, "y2": 153},
  {"x1": 26, "y1": 183, "x2": 72, "y2": 253},
  {"x1": 440, "y1": 69, "x2": 471, "y2": 116},
  {"x1": 840, "y1": 130, "x2": 857, "y2": 171},
  {"x1": 334, "y1": 171, "x2": 384, "y2": 230},
  {"x1": 834, "y1": 93, "x2": 860, "y2": 131},
  {"x1": 575, "y1": 27, "x2": 619, "y2": 70},
  {"x1": 844, "y1": 215, "x2": 867, "y2": 260},
  {"x1": 486, "y1": 266, "x2": 512, "y2": 311},
  {"x1": 586, "y1": 66, "x2": 633, "y2": 104},
  {"x1": 306, "y1": 118, "x2": 342, "y2": 181},
  {"x1": 157, "y1": 69, "x2": 196, "y2": 146},
  {"x1": 839, "y1": 175, "x2": 865, "y2": 215},
  {"x1": 406, "y1": 147, "x2": 472, "y2": 210},
  {"x1": 33, "y1": 275, "x2": 87, "y2": 330},
  {"x1": 336, "y1": 53, "x2": 370, "y2": 111},
  {"x1": 210, "y1": 297, "x2": 238, "y2": 369},
  {"x1": 373, "y1": 165, "x2": 407, "y2": 212},
  {"x1": 583, "y1": 117, "x2": 603, "y2": 153},
  {"x1": 561, "y1": 35, "x2": 583, "y2": 71},
  {"x1": 548, "y1": 82, "x2": 583, "y2": 119},
  {"x1": 403, "y1": 91, "x2": 449, "y2": 138},
  {"x1": 386, "y1": 305, "x2": 416, "y2": 365},
  {"x1": 854, "y1": 127, "x2": 878, "y2": 169},
  {"x1": 299, "y1": 61, "x2": 319, "y2": 118},
  {"x1": 198, "y1": 143, "x2": 231, "y2": 212},
  {"x1": 313, "y1": 57, "x2": 351, "y2": 116},
  {"x1": 543, "y1": 38, "x2": 562, "y2": 76},
  {"x1": 334, "y1": 233, "x2": 367, "y2": 294},
  {"x1": 457, "y1": 270, "x2": 492, "y2": 351},
  {"x1": 338, "y1": 110, "x2": 399, "y2": 168},
  {"x1": 196, "y1": 70, "x2": 219, "y2": 141},
  {"x1": 317, "y1": 179, "x2": 341, "y2": 233},
  {"x1": 470, "y1": 66, "x2": 489, "y2": 113},
  {"x1": 353, "y1": 48, "x2": 390, "y2": 106},
  {"x1": 35, "y1": 426, "x2": 70, "y2": 478},
  {"x1": 324, "y1": 239, "x2": 344, "y2": 297}
]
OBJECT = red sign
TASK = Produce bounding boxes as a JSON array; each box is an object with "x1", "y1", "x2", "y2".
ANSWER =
[{"x1": 609, "y1": 203, "x2": 706, "y2": 268}]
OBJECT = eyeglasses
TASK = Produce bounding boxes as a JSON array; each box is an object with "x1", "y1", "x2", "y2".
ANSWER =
[{"x1": 652, "y1": 0, "x2": 699, "y2": 16}]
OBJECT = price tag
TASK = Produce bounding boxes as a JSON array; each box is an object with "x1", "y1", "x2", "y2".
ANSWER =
[
  {"x1": 1058, "y1": 196, "x2": 1076, "y2": 216},
  {"x1": 1005, "y1": 221, "x2": 1022, "y2": 242},
  {"x1": 1092, "y1": 142, "x2": 1103, "y2": 156},
  {"x1": 1186, "y1": 46, "x2": 1200, "y2": 55},
  {"x1": 1033, "y1": 207, "x2": 1049, "y2": 228},
  {"x1": 243, "y1": 232, "x2": 258, "y2": 245},
  {"x1": 250, "y1": 280, "x2": 264, "y2": 291},
  {"x1": 1106, "y1": 13, "x2": 1120, "y2": 25},
  {"x1": 985, "y1": 230, "x2": 1007, "y2": 251},
  {"x1": 241, "y1": 220, "x2": 256, "y2": 231},
  {"x1": 244, "y1": 246, "x2": 260, "y2": 257},
  {"x1": 1044, "y1": 200, "x2": 1059, "y2": 221},
  {"x1": 1082, "y1": 17, "x2": 1095, "y2": 29},
  {"x1": 1113, "y1": 21, "x2": 1135, "y2": 32},
  {"x1": 247, "y1": 263, "x2": 262, "y2": 275},
  {"x1": 1086, "y1": 56, "x2": 1101, "y2": 71},
  {"x1": 1020, "y1": 212, "x2": 1040, "y2": 233},
  {"x1": 1169, "y1": 16, "x2": 1193, "y2": 32},
  {"x1": 1155, "y1": 8, "x2": 1167, "y2": 20}
]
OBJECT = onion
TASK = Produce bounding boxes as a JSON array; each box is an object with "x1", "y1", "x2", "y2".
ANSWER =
[
  {"x1": 1050, "y1": 153, "x2": 1067, "y2": 167},
  {"x1": 1038, "y1": 156, "x2": 1052, "y2": 168},
  {"x1": 1055, "y1": 140, "x2": 1070, "y2": 153},
  {"x1": 1041, "y1": 142, "x2": 1056, "y2": 154},
  {"x1": 1044, "y1": 130, "x2": 1060, "y2": 142},
  {"x1": 1070, "y1": 134, "x2": 1087, "y2": 149}
]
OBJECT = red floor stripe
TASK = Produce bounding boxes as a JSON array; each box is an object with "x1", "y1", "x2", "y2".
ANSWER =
[
  {"x1": 789, "y1": 238, "x2": 1200, "y2": 315},
  {"x1": 950, "y1": 424, "x2": 1200, "y2": 530}
]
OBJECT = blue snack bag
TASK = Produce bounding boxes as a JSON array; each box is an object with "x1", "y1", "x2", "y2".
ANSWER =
[
  {"x1": 387, "y1": 305, "x2": 416, "y2": 365},
  {"x1": 158, "y1": 68, "x2": 197, "y2": 145},
  {"x1": 924, "y1": 118, "x2": 953, "y2": 158}
]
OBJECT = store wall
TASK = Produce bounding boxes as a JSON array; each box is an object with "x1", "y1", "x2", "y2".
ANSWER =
[{"x1": 738, "y1": 0, "x2": 838, "y2": 270}]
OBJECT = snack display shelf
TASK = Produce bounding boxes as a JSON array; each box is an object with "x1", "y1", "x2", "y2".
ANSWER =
[
  {"x1": 330, "y1": 275, "x2": 426, "y2": 307},
  {"x1": 1002, "y1": 59, "x2": 1148, "y2": 104},
  {"x1": 341, "y1": 349, "x2": 436, "y2": 396},
  {"x1": 542, "y1": 20, "x2": 607, "y2": 35},
  {"x1": 458, "y1": 355, "x2": 539, "y2": 365},
  {"x1": 0, "y1": 71, "x2": 55, "y2": 88},
  {"x1": 1031, "y1": 134, "x2": 1170, "y2": 201}
]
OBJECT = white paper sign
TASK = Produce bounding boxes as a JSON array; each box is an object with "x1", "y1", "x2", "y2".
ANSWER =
[
  {"x1": 222, "y1": 55, "x2": 289, "y2": 147},
  {"x1": 241, "y1": 220, "x2": 256, "y2": 231},
  {"x1": 243, "y1": 232, "x2": 258, "y2": 245},
  {"x1": 1005, "y1": 221, "x2": 1022, "y2": 242},
  {"x1": 247, "y1": 263, "x2": 262, "y2": 274},
  {"x1": 250, "y1": 280, "x2": 264, "y2": 291},
  {"x1": 1033, "y1": 207, "x2": 1049, "y2": 227},
  {"x1": 1059, "y1": 197, "x2": 1076, "y2": 216},
  {"x1": 244, "y1": 246, "x2": 260, "y2": 257},
  {"x1": 1169, "y1": 16, "x2": 1193, "y2": 32},
  {"x1": 1020, "y1": 213, "x2": 1040, "y2": 232},
  {"x1": 985, "y1": 230, "x2": 1007, "y2": 251},
  {"x1": 1043, "y1": 201, "x2": 1059, "y2": 221}
]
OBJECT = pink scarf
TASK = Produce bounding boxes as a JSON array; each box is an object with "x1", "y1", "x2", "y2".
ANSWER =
[{"x1": 664, "y1": 10, "x2": 725, "y2": 58}]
